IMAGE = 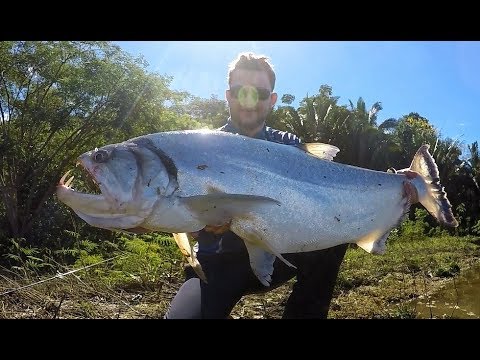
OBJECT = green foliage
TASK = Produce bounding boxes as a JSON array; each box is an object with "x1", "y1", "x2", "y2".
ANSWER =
[
  {"x1": 70, "y1": 233, "x2": 183, "y2": 289},
  {"x1": 280, "y1": 94, "x2": 295, "y2": 105},
  {"x1": 394, "y1": 113, "x2": 438, "y2": 156},
  {"x1": 1, "y1": 237, "x2": 55, "y2": 278},
  {"x1": 77, "y1": 301, "x2": 98, "y2": 318},
  {"x1": 111, "y1": 234, "x2": 182, "y2": 289},
  {"x1": 433, "y1": 261, "x2": 460, "y2": 278},
  {"x1": 74, "y1": 253, "x2": 106, "y2": 276},
  {"x1": 428, "y1": 226, "x2": 451, "y2": 238},
  {"x1": 388, "y1": 303, "x2": 417, "y2": 319},
  {"x1": 472, "y1": 220, "x2": 480, "y2": 235},
  {"x1": 174, "y1": 95, "x2": 229, "y2": 129},
  {"x1": 0, "y1": 229, "x2": 185, "y2": 289},
  {"x1": 397, "y1": 208, "x2": 429, "y2": 242},
  {"x1": 337, "y1": 234, "x2": 479, "y2": 305},
  {"x1": 467, "y1": 141, "x2": 480, "y2": 190}
]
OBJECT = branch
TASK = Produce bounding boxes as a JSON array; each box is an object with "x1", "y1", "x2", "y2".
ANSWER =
[
  {"x1": 19, "y1": 125, "x2": 100, "y2": 237},
  {"x1": 37, "y1": 56, "x2": 71, "y2": 108},
  {"x1": 18, "y1": 68, "x2": 35, "y2": 136},
  {"x1": 0, "y1": 69, "x2": 12, "y2": 137},
  {"x1": 18, "y1": 102, "x2": 108, "y2": 233}
]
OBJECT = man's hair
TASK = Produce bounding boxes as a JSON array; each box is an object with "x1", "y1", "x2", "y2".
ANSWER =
[{"x1": 227, "y1": 52, "x2": 276, "y2": 91}]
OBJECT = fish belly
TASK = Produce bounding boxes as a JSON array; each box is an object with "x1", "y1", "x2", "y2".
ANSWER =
[{"x1": 230, "y1": 178, "x2": 407, "y2": 254}]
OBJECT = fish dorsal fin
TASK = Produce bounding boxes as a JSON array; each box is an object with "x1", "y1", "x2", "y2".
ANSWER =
[{"x1": 297, "y1": 143, "x2": 340, "y2": 161}]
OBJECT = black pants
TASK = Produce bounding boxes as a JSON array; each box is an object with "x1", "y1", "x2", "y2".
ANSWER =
[{"x1": 164, "y1": 244, "x2": 348, "y2": 319}]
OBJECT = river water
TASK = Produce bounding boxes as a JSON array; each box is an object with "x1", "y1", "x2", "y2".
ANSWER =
[{"x1": 413, "y1": 263, "x2": 480, "y2": 319}]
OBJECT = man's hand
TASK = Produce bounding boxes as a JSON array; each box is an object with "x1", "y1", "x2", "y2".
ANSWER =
[{"x1": 203, "y1": 221, "x2": 232, "y2": 235}]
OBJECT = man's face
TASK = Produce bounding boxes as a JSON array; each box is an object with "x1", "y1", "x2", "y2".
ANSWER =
[{"x1": 226, "y1": 69, "x2": 277, "y2": 134}]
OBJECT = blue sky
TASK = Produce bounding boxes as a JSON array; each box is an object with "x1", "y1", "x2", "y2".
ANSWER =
[{"x1": 115, "y1": 41, "x2": 480, "y2": 154}]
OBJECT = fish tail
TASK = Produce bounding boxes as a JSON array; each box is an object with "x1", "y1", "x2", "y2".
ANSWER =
[{"x1": 404, "y1": 144, "x2": 458, "y2": 227}]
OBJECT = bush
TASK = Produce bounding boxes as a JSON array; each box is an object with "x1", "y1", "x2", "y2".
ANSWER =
[{"x1": 398, "y1": 208, "x2": 430, "y2": 242}]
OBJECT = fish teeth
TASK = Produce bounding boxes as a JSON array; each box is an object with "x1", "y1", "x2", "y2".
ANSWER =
[
  {"x1": 65, "y1": 176, "x2": 74, "y2": 188},
  {"x1": 59, "y1": 170, "x2": 72, "y2": 185}
]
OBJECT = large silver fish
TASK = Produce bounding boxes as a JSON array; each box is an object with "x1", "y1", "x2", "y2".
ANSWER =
[{"x1": 56, "y1": 130, "x2": 458, "y2": 286}]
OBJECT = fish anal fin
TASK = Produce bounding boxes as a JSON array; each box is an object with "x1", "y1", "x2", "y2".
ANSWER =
[
  {"x1": 355, "y1": 230, "x2": 390, "y2": 255},
  {"x1": 243, "y1": 242, "x2": 276, "y2": 286},
  {"x1": 232, "y1": 220, "x2": 296, "y2": 286},
  {"x1": 297, "y1": 143, "x2": 340, "y2": 161}
]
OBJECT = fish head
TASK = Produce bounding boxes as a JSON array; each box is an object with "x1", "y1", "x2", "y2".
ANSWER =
[{"x1": 56, "y1": 140, "x2": 172, "y2": 232}]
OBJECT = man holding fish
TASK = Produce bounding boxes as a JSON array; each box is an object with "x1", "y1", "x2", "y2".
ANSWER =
[
  {"x1": 57, "y1": 51, "x2": 457, "y2": 318},
  {"x1": 163, "y1": 52, "x2": 348, "y2": 319}
]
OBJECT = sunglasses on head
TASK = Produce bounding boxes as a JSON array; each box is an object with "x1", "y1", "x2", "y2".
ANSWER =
[{"x1": 229, "y1": 85, "x2": 272, "y2": 101}]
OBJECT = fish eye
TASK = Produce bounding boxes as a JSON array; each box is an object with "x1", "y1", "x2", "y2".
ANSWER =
[{"x1": 93, "y1": 149, "x2": 109, "y2": 163}]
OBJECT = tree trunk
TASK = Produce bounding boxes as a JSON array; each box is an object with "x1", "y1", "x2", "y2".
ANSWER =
[{"x1": 0, "y1": 185, "x2": 19, "y2": 238}]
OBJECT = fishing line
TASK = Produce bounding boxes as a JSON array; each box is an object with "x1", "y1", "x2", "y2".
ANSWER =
[{"x1": 0, "y1": 254, "x2": 124, "y2": 296}]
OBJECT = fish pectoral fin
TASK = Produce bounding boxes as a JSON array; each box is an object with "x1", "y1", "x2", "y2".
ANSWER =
[
  {"x1": 297, "y1": 143, "x2": 340, "y2": 161},
  {"x1": 355, "y1": 230, "x2": 391, "y2": 254},
  {"x1": 172, "y1": 233, "x2": 207, "y2": 283},
  {"x1": 181, "y1": 194, "x2": 280, "y2": 227}
]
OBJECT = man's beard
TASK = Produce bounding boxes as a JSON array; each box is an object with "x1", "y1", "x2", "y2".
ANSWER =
[{"x1": 231, "y1": 113, "x2": 266, "y2": 133}]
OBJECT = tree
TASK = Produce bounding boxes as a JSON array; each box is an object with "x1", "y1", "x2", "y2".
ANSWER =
[
  {"x1": 380, "y1": 112, "x2": 439, "y2": 170},
  {"x1": 269, "y1": 85, "x2": 389, "y2": 169},
  {"x1": 468, "y1": 141, "x2": 480, "y2": 189},
  {"x1": 174, "y1": 94, "x2": 229, "y2": 129},
  {"x1": 0, "y1": 41, "x2": 195, "y2": 243},
  {"x1": 268, "y1": 85, "x2": 345, "y2": 144}
]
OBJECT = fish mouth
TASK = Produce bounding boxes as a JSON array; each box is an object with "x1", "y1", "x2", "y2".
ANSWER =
[
  {"x1": 56, "y1": 163, "x2": 116, "y2": 215},
  {"x1": 56, "y1": 166, "x2": 150, "y2": 232},
  {"x1": 58, "y1": 160, "x2": 103, "y2": 197},
  {"x1": 56, "y1": 158, "x2": 156, "y2": 231}
]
